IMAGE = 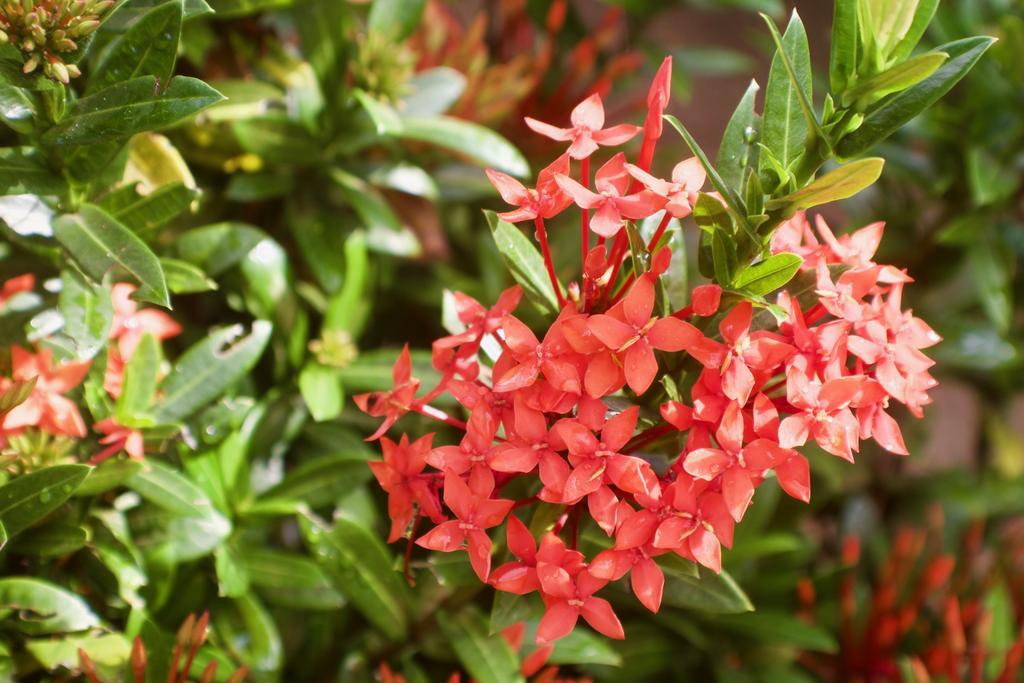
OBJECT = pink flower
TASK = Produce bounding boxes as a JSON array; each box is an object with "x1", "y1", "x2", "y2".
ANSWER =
[
  {"x1": 625, "y1": 157, "x2": 705, "y2": 218},
  {"x1": 3, "y1": 346, "x2": 90, "y2": 438},
  {"x1": 109, "y1": 283, "x2": 181, "y2": 359},
  {"x1": 555, "y1": 153, "x2": 667, "y2": 238},
  {"x1": 486, "y1": 155, "x2": 573, "y2": 223},
  {"x1": 525, "y1": 93, "x2": 640, "y2": 160},
  {"x1": 354, "y1": 345, "x2": 421, "y2": 441},
  {"x1": 91, "y1": 417, "x2": 144, "y2": 463}
]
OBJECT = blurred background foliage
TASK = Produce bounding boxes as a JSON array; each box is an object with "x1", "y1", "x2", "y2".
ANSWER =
[{"x1": 0, "y1": 0, "x2": 1020, "y2": 681}]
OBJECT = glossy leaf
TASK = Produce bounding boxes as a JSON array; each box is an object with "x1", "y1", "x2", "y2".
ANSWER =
[
  {"x1": 549, "y1": 628, "x2": 624, "y2": 667},
  {"x1": 732, "y1": 252, "x2": 804, "y2": 295},
  {"x1": 111, "y1": 183, "x2": 197, "y2": 237},
  {"x1": 0, "y1": 147, "x2": 65, "y2": 196},
  {"x1": 437, "y1": 607, "x2": 525, "y2": 683},
  {"x1": 760, "y1": 11, "x2": 813, "y2": 173},
  {"x1": 843, "y1": 52, "x2": 948, "y2": 108},
  {"x1": 717, "y1": 79, "x2": 760, "y2": 191},
  {"x1": 117, "y1": 333, "x2": 160, "y2": 424},
  {"x1": 214, "y1": 594, "x2": 283, "y2": 674},
  {"x1": 300, "y1": 511, "x2": 409, "y2": 640},
  {"x1": 298, "y1": 362, "x2": 344, "y2": 423},
  {"x1": 0, "y1": 578, "x2": 99, "y2": 634},
  {"x1": 160, "y1": 257, "x2": 217, "y2": 294},
  {"x1": 0, "y1": 465, "x2": 91, "y2": 539},
  {"x1": 766, "y1": 157, "x2": 884, "y2": 213},
  {"x1": 176, "y1": 222, "x2": 265, "y2": 276},
  {"x1": 485, "y1": 210, "x2": 559, "y2": 314},
  {"x1": 58, "y1": 269, "x2": 113, "y2": 361},
  {"x1": 660, "y1": 566, "x2": 754, "y2": 614},
  {"x1": 155, "y1": 320, "x2": 272, "y2": 423},
  {"x1": 829, "y1": 0, "x2": 859, "y2": 94},
  {"x1": 42, "y1": 76, "x2": 224, "y2": 147},
  {"x1": 53, "y1": 204, "x2": 170, "y2": 308},
  {"x1": 89, "y1": 0, "x2": 183, "y2": 93},
  {"x1": 836, "y1": 37, "x2": 996, "y2": 159},
  {"x1": 237, "y1": 547, "x2": 346, "y2": 610},
  {"x1": 397, "y1": 116, "x2": 529, "y2": 177},
  {"x1": 250, "y1": 453, "x2": 372, "y2": 514},
  {"x1": 368, "y1": 0, "x2": 426, "y2": 40},
  {"x1": 710, "y1": 611, "x2": 837, "y2": 652}
]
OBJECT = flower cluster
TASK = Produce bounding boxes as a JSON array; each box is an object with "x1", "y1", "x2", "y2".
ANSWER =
[
  {"x1": 0, "y1": 279, "x2": 178, "y2": 464},
  {"x1": 359, "y1": 57, "x2": 940, "y2": 645},
  {"x1": 0, "y1": 0, "x2": 113, "y2": 82}
]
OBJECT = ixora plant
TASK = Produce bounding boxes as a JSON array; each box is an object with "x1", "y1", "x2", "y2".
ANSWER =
[{"x1": 358, "y1": 0, "x2": 992, "y2": 662}]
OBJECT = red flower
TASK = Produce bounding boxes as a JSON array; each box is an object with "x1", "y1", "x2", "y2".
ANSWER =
[
  {"x1": 369, "y1": 433, "x2": 444, "y2": 543},
  {"x1": 493, "y1": 314, "x2": 581, "y2": 395},
  {"x1": 354, "y1": 345, "x2": 421, "y2": 440},
  {"x1": 649, "y1": 477, "x2": 733, "y2": 573},
  {"x1": 416, "y1": 471, "x2": 513, "y2": 581},
  {"x1": 586, "y1": 274, "x2": 702, "y2": 395},
  {"x1": 0, "y1": 274, "x2": 34, "y2": 308},
  {"x1": 91, "y1": 417, "x2": 144, "y2": 463},
  {"x1": 427, "y1": 406, "x2": 499, "y2": 491},
  {"x1": 490, "y1": 514, "x2": 541, "y2": 595},
  {"x1": 525, "y1": 93, "x2": 640, "y2": 160},
  {"x1": 636, "y1": 56, "x2": 672, "y2": 171},
  {"x1": 535, "y1": 536, "x2": 623, "y2": 644},
  {"x1": 555, "y1": 153, "x2": 667, "y2": 238},
  {"x1": 3, "y1": 346, "x2": 89, "y2": 438},
  {"x1": 486, "y1": 155, "x2": 572, "y2": 223}
]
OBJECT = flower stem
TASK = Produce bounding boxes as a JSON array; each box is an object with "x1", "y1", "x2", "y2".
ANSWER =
[
  {"x1": 414, "y1": 404, "x2": 467, "y2": 431},
  {"x1": 580, "y1": 156, "x2": 591, "y2": 308},
  {"x1": 534, "y1": 216, "x2": 565, "y2": 307},
  {"x1": 646, "y1": 211, "x2": 673, "y2": 252}
]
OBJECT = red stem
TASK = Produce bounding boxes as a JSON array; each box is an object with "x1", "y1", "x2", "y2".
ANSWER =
[
  {"x1": 599, "y1": 232, "x2": 629, "y2": 305},
  {"x1": 580, "y1": 156, "x2": 591, "y2": 308},
  {"x1": 413, "y1": 404, "x2": 467, "y2": 431},
  {"x1": 534, "y1": 216, "x2": 565, "y2": 307},
  {"x1": 404, "y1": 511, "x2": 421, "y2": 587},
  {"x1": 646, "y1": 212, "x2": 673, "y2": 252}
]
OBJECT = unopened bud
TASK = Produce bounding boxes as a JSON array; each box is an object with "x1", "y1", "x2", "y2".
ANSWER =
[
  {"x1": 49, "y1": 59, "x2": 69, "y2": 84},
  {"x1": 72, "y1": 19, "x2": 98, "y2": 36},
  {"x1": 21, "y1": 54, "x2": 38, "y2": 73},
  {"x1": 65, "y1": 62, "x2": 80, "y2": 78},
  {"x1": 176, "y1": 613, "x2": 196, "y2": 647},
  {"x1": 130, "y1": 637, "x2": 147, "y2": 683},
  {"x1": 0, "y1": 31, "x2": 8, "y2": 45}
]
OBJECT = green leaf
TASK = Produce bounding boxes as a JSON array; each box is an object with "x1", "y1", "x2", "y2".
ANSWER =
[
  {"x1": 299, "y1": 511, "x2": 409, "y2": 640},
  {"x1": 710, "y1": 611, "x2": 837, "y2": 652},
  {"x1": 836, "y1": 37, "x2": 996, "y2": 159},
  {"x1": 330, "y1": 169, "x2": 419, "y2": 258},
  {"x1": 0, "y1": 84, "x2": 36, "y2": 134},
  {"x1": 397, "y1": 116, "x2": 529, "y2": 177},
  {"x1": 660, "y1": 566, "x2": 754, "y2": 614},
  {"x1": 42, "y1": 76, "x2": 224, "y2": 147},
  {"x1": 867, "y1": 0, "x2": 920, "y2": 58},
  {"x1": 717, "y1": 79, "x2": 760, "y2": 191},
  {"x1": 664, "y1": 115, "x2": 750, "y2": 230},
  {"x1": 160, "y1": 257, "x2": 216, "y2": 294},
  {"x1": 127, "y1": 460, "x2": 223, "y2": 518},
  {"x1": 237, "y1": 547, "x2": 345, "y2": 610},
  {"x1": 111, "y1": 183, "x2": 197, "y2": 237},
  {"x1": 549, "y1": 628, "x2": 624, "y2": 667},
  {"x1": 969, "y1": 238, "x2": 1013, "y2": 333},
  {"x1": 206, "y1": 0, "x2": 293, "y2": 17},
  {"x1": 8, "y1": 522, "x2": 87, "y2": 557},
  {"x1": 89, "y1": 0, "x2": 183, "y2": 94},
  {"x1": 0, "y1": 465, "x2": 90, "y2": 539},
  {"x1": 489, "y1": 590, "x2": 541, "y2": 635},
  {"x1": 215, "y1": 543, "x2": 250, "y2": 598},
  {"x1": 890, "y1": 0, "x2": 939, "y2": 63},
  {"x1": 250, "y1": 453, "x2": 372, "y2": 515},
  {"x1": 214, "y1": 594, "x2": 282, "y2": 674},
  {"x1": 368, "y1": 0, "x2": 426, "y2": 40},
  {"x1": 766, "y1": 157, "x2": 883, "y2": 213},
  {"x1": 298, "y1": 362, "x2": 343, "y2": 423},
  {"x1": 0, "y1": 379, "x2": 36, "y2": 415},
  {"x1": 74, "y1": 460, "x2": 143, "y2": 496},
  {"x1": 155, "y1": 321, "x2": 271, "y2": 423},
  {"x1": 0, "y1": 578, "x2": 99, "y2": 634},
  {"x1": 53, "y1": 204, "x2": 170, "y2": 308},
  {"x1": 711, "y1": 229, "x2": 736, "y2": 286},
  {"x1": 437, "y1": 607, "x2": 525, "y2": 683},
  {"x1": 323, "y1": 230, "x2": 369, "y2": 333},
  {"x1": 0, "y1": 147, "x2": 64, "y2": 196},
  {"x1": 401, "y1": 67, "x2": 466, "y2": 118},
  {"x1": 176, "y1": 221, "x2": 265, "y2": 276},
  {"x1": 484, "y1": 210, "x2": 559, "y2": 314},
  {"x1": 353, "y1": 89, "x2": 403, "y2": 136},
  {"x1": 732, "y1": 252, "x2": 803, "y2": 295},
  {"x1": 59, "y1": 269, "x2": 113, "y2": 361},
  {"x1": 233, "y1": 116, "x2": 320, "y2": 164},
  {"x1": 26, "y1": 633, "x2": 130, "y2": 671},
  {"x1": 293, "y1": 0, "x2": 352, "y2": 102},
  {"x1": 829, "y1": 0, "x2": 859, "y2": 94},
  {"x1": 117, "y1": 333, "x2": 160, "y2": 424},
  {"x1": 760, "y1": 10, "x2": 813, "y2": 175},
  {"x1": 843, "y1": 52, "x2": 948, "y2": 108}
]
